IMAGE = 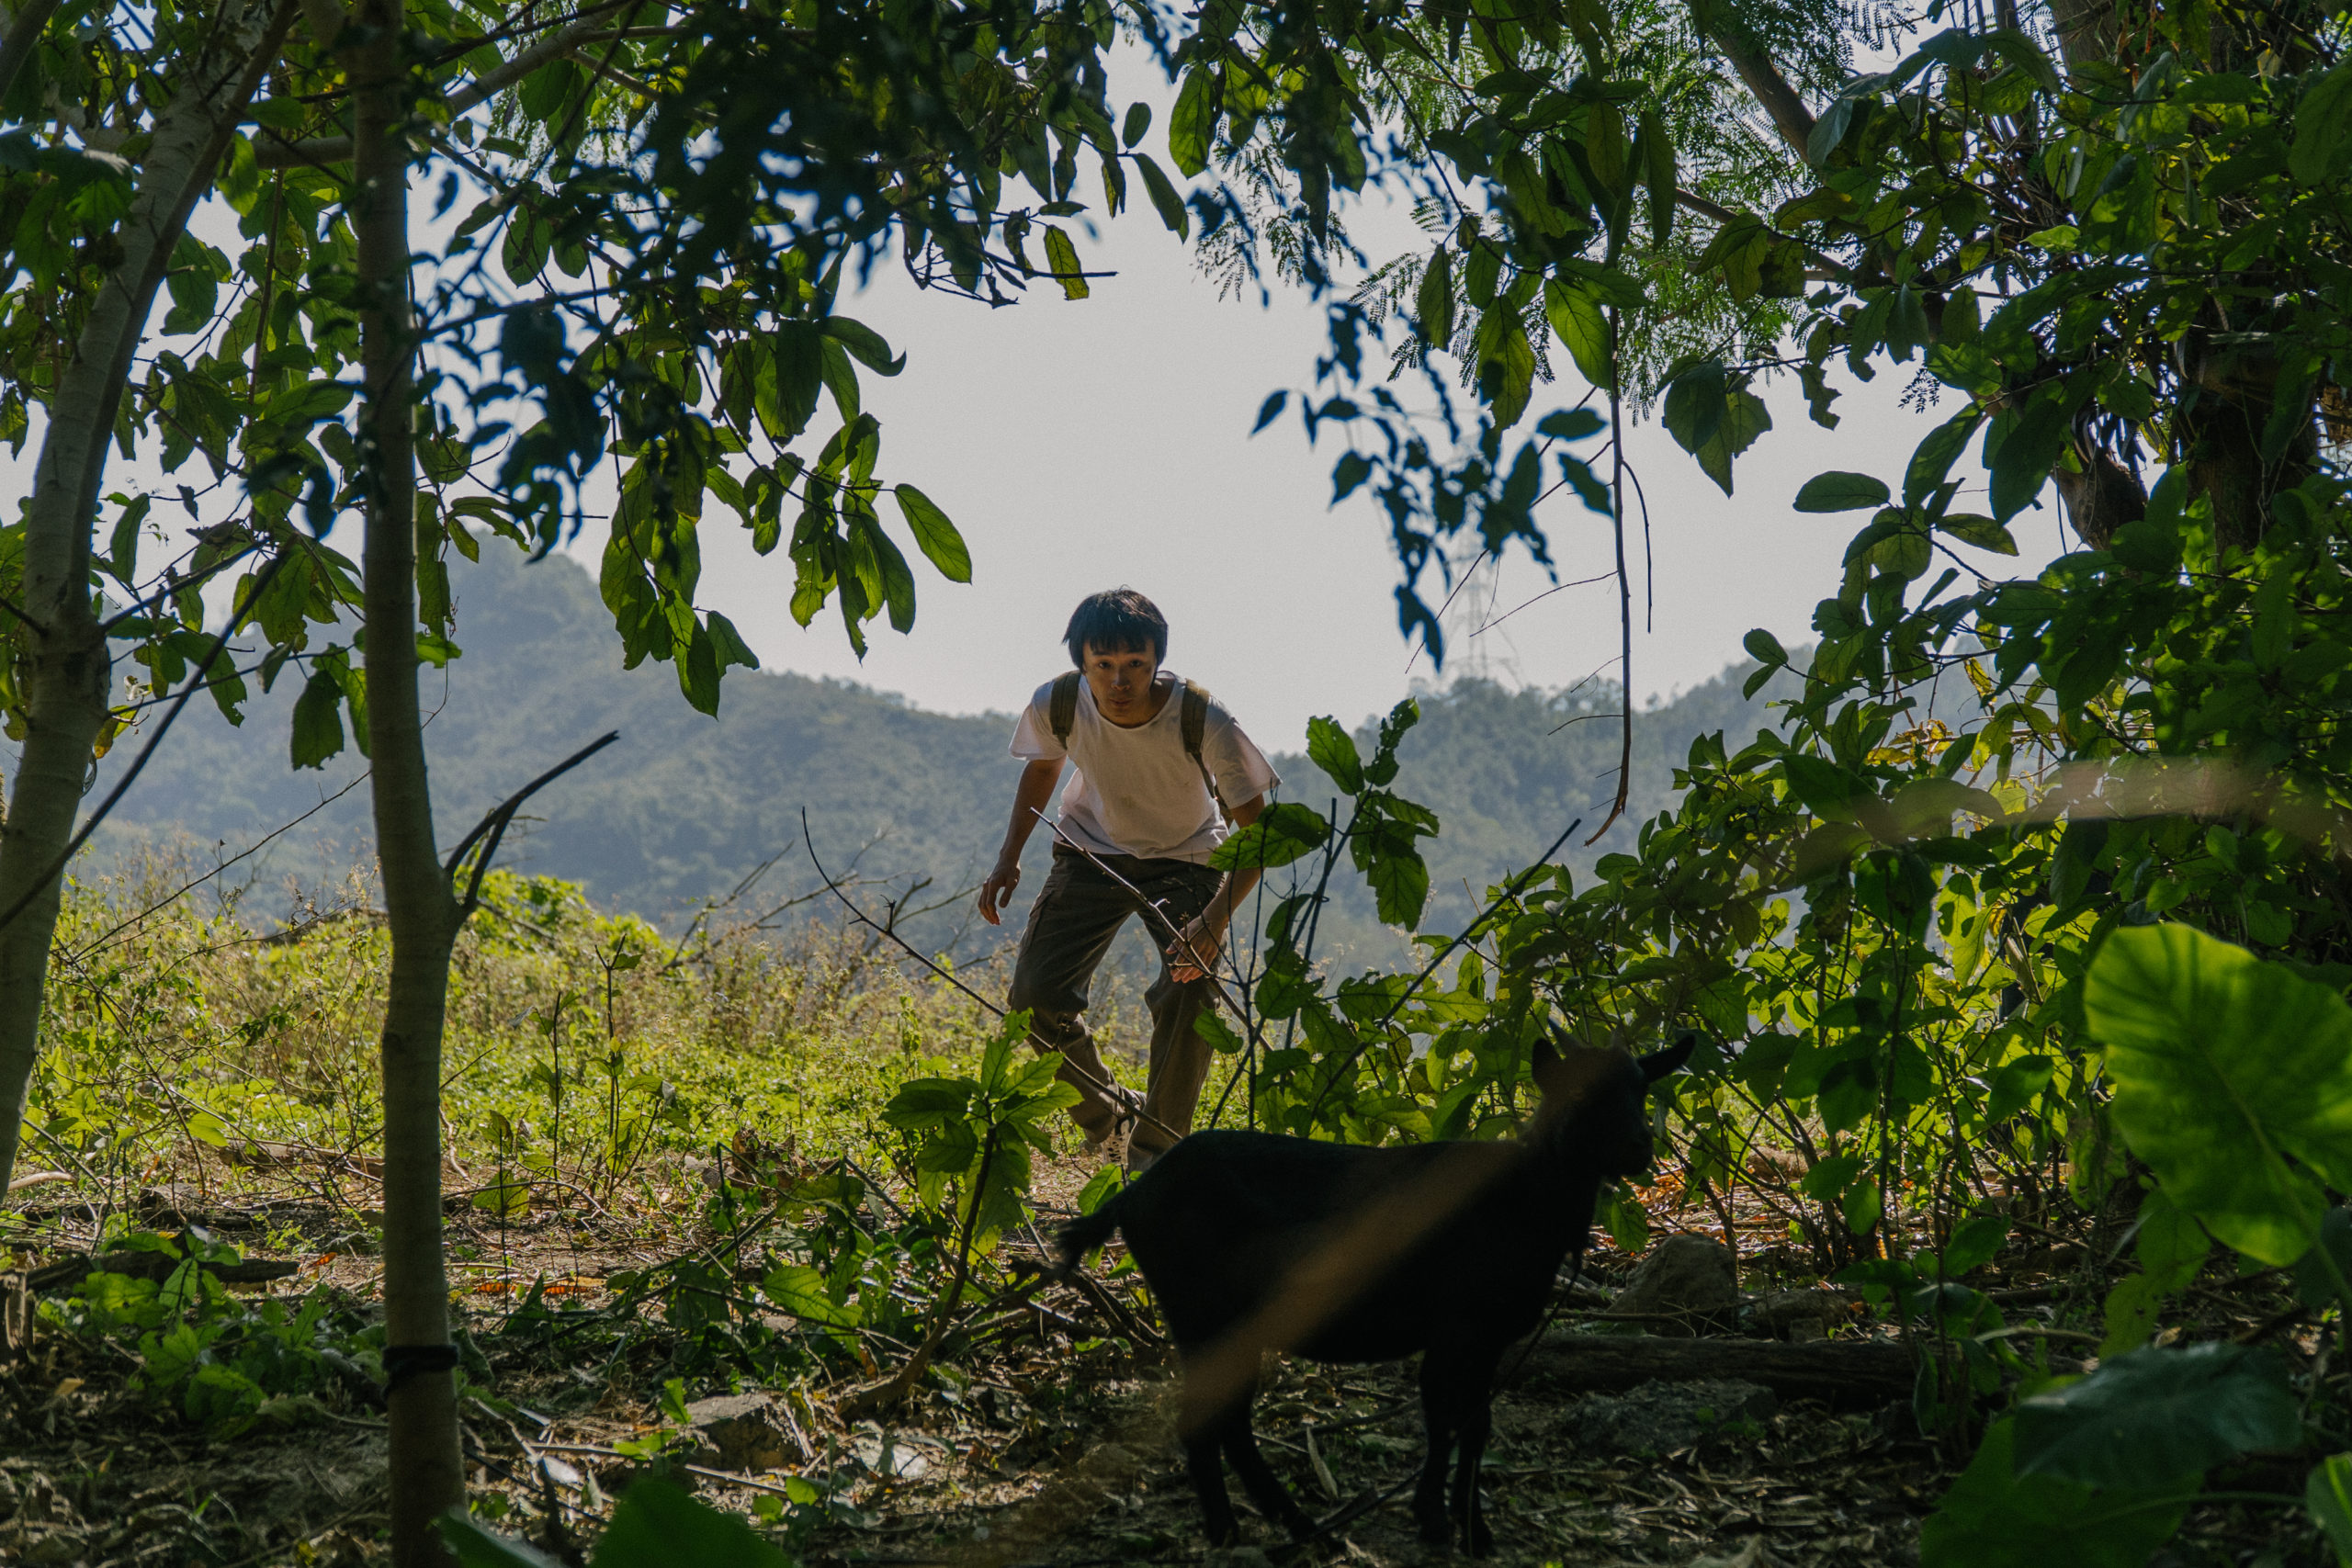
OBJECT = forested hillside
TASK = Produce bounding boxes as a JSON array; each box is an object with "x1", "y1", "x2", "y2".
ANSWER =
[{"x1": 60, "y1": 542, "x2": 1796, "y2": 961}]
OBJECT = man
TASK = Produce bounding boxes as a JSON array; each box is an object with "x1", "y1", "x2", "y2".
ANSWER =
[{"x1": 977, "y1": 589, "x2": 1279, "y2": 1170}]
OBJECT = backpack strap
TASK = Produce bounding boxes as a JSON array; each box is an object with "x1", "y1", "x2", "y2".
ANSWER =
[
  {"x1": 1182, "y1": 680, "x2": 1229, "y2": 820},
  {"x1": 1048, "y1": 671, "x2": 1082, "y2": 749}
]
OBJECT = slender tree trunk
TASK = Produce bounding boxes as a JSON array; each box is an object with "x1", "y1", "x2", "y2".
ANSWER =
[
  {"x1": 349, "y1": 0, "x2": 465, "y2": 1557},
  {"x1": 0, "y1": 0, "x2": 291, "y2": 1194}
]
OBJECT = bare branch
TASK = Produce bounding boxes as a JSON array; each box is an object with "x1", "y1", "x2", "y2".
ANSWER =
[{"x1": 446, "y1": 730, "x2": 621, "y2": 913}]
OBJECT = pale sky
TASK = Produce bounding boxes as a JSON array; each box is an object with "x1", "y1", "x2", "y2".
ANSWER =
[
  {"x1": 16, "y1": 44, "x2": 2064, "y2": 761},
  {"x1": 623, "y1": 203, "x2": 2056, "y2": 746}
]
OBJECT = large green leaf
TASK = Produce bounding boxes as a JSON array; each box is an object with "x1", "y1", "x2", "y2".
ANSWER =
[
  {"x1": 592, "y1": 1475, "x2": 792, "y2": 1567},
  {"x1": 1920, "y1": 1418, "x2": 2193, "y2": 1568},
  {"x1": 1306, "y1": 716, "x2": 1363, "y2": 793},
  {"x1": 2013, "y1": 1345, "x2": 2299, "y2": 1487},
  {"x1": 437, "y1": 1512, "x2": 566, "y2": 1568},
  {"x1": 762, "y1": 1261, "x2": 862, "y2": 1326},
  {"x1": 2309, "y1": 1453, "x2": 2352, "y2": 1566},
  {"x1": 1418, "y1": 244, "x2": 1455, "y2": 348},
  {"x1": 893, "y1": 484, "x2": 970, "y2": 582},
  {"x1": 1208, "y1": 802, "x2": 1332, "y2": 870},
  {"x1": 1543, "y1": 277, "x2": 1609, "y2": 389},
  {"x1": 2086, "y1": 925, "x2": 2352, "y2": 1264},
  {"x1": 1169, "y1": 67, "x2": 1217, "y2": 176},
  {"x1": 1793, "y1": 471, "x2": 1891, "y2": 513}
]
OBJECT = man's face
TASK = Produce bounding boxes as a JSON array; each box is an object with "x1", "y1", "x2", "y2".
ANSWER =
[{"x1": 1081, "y1": 643, "x2": 1161, "y2": 726}]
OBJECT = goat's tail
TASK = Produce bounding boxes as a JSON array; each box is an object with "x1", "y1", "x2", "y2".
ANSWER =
[{"x1": 1052, "y1": 1190, "x2": 1128, "y2": 1280}]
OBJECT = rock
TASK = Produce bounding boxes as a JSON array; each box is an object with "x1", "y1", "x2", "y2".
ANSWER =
[
  {"x1": 1751, "y1": 1289, "x2": 1856, "y2": 1343},
  {"x1": 1204, "y1": 1549, "x2": 1273, "y2": 1568},
  {"x1": 1611, "y1": 1235, "x2": 1738, "y2": 1334},
  {"x1": 1564, "y1": 1379, "x2": 1778, "y2": 1457},
  {"x1": 684, "y1": 1393, "x2": 795, "y2": 1472}
]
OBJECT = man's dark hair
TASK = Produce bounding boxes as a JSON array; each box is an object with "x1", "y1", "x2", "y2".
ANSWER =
[{"x1": 1064, "y1": 589, "x2": 1168, "y2": 666}]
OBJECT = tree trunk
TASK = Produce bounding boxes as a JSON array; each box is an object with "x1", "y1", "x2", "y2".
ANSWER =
[
  {"x1": 348, "y1": 0, "x2": 465, "y2": 1557},
  {"x1": 0, "y1": 0, "x2": 291, "y2": 1195}
]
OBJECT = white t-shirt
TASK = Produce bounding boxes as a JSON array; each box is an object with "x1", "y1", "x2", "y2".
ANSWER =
[{"x1": 1010, "y1": 674, "x2": 1281, "y2": 863}]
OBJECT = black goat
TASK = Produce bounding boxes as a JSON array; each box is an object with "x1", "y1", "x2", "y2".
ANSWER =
[{"x1": 1056, "y1": 1031, "x2": 1691, "y2": 1555}]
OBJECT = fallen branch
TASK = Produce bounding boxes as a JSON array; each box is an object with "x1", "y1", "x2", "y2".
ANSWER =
[
  {"x1": 1510, "y1": 1332, "x2": 2021, "y2": 1408},
  {"x1": 28, "y1": 1248, "x2": 302, "y2": 1292}
]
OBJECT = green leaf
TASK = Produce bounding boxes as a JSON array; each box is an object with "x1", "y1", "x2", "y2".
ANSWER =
[
  {"x1": 1417, "y1": 245, "x2": 1455, "y2": 348},
  {"x1": 1040, "y1": 225, "x2": 1089, "y2": 300},
  {"x1": 2293, "y1": 61, "x2": 2352, "y2": 185},
  {"x1": 1640, "y1": 107, "x2": 1676, "y2": 247},
  {"x1": 1332, "y1": 450, "x2": 1373, "y2": 502},
  {"x1": 1742, "y1": 627, "x2": 1787, "y2": 666},
  {"x1": 1369, "y1": 848, "x2": 1430, "y2": 928},
  {"x1": 1692, "y1": 389, "x2": 1771, "y2": 497},
  {"x1": 1794, "y1": 471, "x2": 1893, "y2": 513},
  {"x1": 1207, "y1": 803, "x2": 1331, "y2": 871},
  {"x1": 820, "y1": 317, "x2": 905, "y2": 376},
  {"x1": 1474, "y1": 307, "x2": 1536, "y2": 430},
  {"x1": 1169, "y1": 68, "x2": 1217, "y2": 177},
  {"x1": 2014, "y1": 1345, "x2": 2299, "y2": 1487},
  {"x1": 590, "y1": 1475, "x2": 792, "y2": 1568},
  {"x1": 761, "y1": 1262, "x2": 861, "y2": 1326},
  {"x1": 2307, "y1": 1452, "x2": 2352, "y2": 1565},
  {"x1": 1132, "y1": 152, "x2": 1190, "y2": 239},
  {"x1": 1122, "y1": 101, "x2": 1152, "y2": 149},
  {"x1": 1543, "y1": 277, "x2": 1611, "y2": 389},
  {"x1": 1306, "y1": 716, "x2": 1364, "y2": 793},
  {"x1": 1195, "y1": 1008, "x2": 1244, "y2": 1055},
  {"x1": 2086, "y1": 925, "x2": 2352, "y2": 1265},
  {"x1": 1660, "y1": 359, "x2": 1726, "y2": 454},
  {"x1": 107, "y1": 493, "x2": 151, "y2": 584},
  {"x1": 1986, "y1": 388, "x2": 2073, "y2": 522},
  {"x1": 1940, "y1": 1214, "x2": 2008, "y2": 1275},
  {"x1": 1077, "y1": 1165, "x2": 1125, "y2": 1214},
  {"x1": 893, "y1": 484, "x2": 970, "y2": 582},
  {"x1": 1936, "y1": 513, "x2": 2019, "y2": 555},
  {"x1": 1919, "y1": 1418, "x2": 2193, "y2": 1568},
  {"x1": 1536, "y1": 408, "x2": 1604, "y2": 442},
  {"x1": 2100, "y1": 1187, "x2": 2210, "y2": 1356},
  {"x1": 1905, "y1": 409, "x2": 1985, "y2": 506},
  {"x1": 290, "y1": 670, "x2": 346, "y2": 770}
]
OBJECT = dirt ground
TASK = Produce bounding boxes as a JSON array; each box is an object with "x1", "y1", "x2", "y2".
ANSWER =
[{"x1": 0, "y1": 1145, "x2": 2326, "y2": 1567}]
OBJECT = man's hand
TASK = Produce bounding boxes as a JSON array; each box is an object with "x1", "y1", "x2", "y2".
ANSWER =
[
  {"x1": 978, "y1": 860, "x2": 1022, "y2": 926},
  {"x1": 1168, "y1": 907, "x2": 1227, "y2": 984}
]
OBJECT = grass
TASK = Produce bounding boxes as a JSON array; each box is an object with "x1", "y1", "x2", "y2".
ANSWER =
[{"x1": 22, "y1": 847, "x2": 1159, "y2": 1227}]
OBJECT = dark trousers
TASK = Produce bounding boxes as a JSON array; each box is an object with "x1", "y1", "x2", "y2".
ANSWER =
[{"x1": 1007, "y1": 846, "x2": 1225, "y2": 1155}]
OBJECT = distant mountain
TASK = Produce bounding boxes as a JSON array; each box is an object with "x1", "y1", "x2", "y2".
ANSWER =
[{"x1": 41, "y1": 545, "x2": 1801, "y2": 966}]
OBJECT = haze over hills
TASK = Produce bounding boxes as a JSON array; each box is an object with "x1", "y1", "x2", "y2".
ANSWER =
[{"x1": 46, "y1": 544, "x2": 1804, "y2": 966}]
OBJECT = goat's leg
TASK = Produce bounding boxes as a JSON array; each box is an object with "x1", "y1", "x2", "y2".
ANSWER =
[
  {"x1": 1449, "y1": 1380, "x2": 1499, "y2": 1558},
  {"x1": 1184, "y1": 1425, "x2": 1242, "y2": 1547},
  {"x1": 1412, "y1": 1353, "x2": 1460, "y2": 1545},
  {"x1": 1448, "y1": 1344, "x2": 1506, "y2": 1557},
  {"x1": 1179, "y1": 1363, "x2": 1244, "y2": 1546},
  {"x1": 1220, "y1": 1394, "x2": 1317, "y2": 1540}
]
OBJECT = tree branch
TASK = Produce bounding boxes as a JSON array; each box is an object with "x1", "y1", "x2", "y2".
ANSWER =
[
  {"x1": 0, "y1": 0, "x2": 62, "y2": 108},
  {"x1": 0, "y1": 551, "x2": 291, "y2": 938},
  {"x1": 445, "y1": 730, "x2": 621, "y2": 912},
  {"x1": 1703, "y1": 30, "x2": 1817, "y2": 156},
  {"x1": 254, "y1": 4, "x2": 640, "y2": 167}
]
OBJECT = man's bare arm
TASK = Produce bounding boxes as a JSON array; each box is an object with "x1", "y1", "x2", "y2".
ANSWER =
[
  {"x1": 977, "y1": 758, "x2": 1065, "y2": 926},
  {"x1": 1169, "y1": 792, "x2": 1267, "y2": 981}
]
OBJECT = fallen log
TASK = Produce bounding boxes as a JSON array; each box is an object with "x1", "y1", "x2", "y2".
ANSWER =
[
  {"x1": 28, "y1": 1249, "x2": 302, "y2": 1293},
  {"x1": 1511, "y1": 1333, "x2": 1941, "y2": 1409}
]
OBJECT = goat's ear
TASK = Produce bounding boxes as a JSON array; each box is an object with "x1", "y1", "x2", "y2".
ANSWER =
[
  {"x1": 1532, "y1": 1030, "x2": 1563, "y2": 1073},
  {"x1": 1637, "y1": 1030, "x2": 1698, "y2": 1084}
]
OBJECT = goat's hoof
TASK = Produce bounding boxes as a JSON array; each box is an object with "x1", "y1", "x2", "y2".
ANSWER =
[{"x1": 1461, "y1": 1520, "x2": 1496, "y2": 1558}]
